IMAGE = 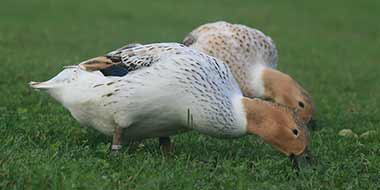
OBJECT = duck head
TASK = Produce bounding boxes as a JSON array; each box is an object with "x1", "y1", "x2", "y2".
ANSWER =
[
  {"x1": 242, "y1": 97, "x2": 314, "y2": 169},
  {"x1": 249, "y1": 65, "x2": 317, "y2": 129}
]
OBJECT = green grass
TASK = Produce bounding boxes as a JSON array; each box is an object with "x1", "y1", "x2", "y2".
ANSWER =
[{"x1": 1, "y1": 0, "x2": 380, "y2": 189}]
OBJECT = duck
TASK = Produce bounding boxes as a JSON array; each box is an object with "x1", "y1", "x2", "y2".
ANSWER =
[
  {"x1": 183, "y1": 21, "x2": 316, "y2": 128},
  {"x1": 30, "y1": 43, "x2": 312, "y2": 168}
]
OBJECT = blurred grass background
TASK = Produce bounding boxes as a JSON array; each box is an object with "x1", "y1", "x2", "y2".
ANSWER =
[{"x1": 0, "y1": 0, "x2": 379, "y2": 189}]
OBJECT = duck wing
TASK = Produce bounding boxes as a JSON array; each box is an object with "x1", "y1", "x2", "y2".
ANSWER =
[{"x1": 78, "y1": 43, "x2": 188, "y2": 77}]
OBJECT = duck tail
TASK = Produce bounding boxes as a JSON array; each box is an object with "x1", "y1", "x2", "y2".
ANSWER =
[{"x1": 29, "y1": 81, "x2": 56, "y2": 90}]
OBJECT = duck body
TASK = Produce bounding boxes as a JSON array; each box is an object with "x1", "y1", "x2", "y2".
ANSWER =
[
  {"x1": 183, "y1": 21, "x2": 278, "y2": 98},
  {"x1": 183, "y1": 21, "x2": 317, "y2": 125},
  {"x1": 31, "y1": 43, "x2": 247, "y2": 140},
  {"x1": 183, "y1": 21, "x2": 278, "y2": 69}
]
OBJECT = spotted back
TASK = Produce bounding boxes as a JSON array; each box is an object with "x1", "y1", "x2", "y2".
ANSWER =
[{"x1": 184, "y1": 21, "x2": 278, "y2": 69}]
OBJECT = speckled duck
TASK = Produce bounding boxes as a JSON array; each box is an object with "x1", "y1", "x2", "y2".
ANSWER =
[
  {"x1": 183, "y1": 21, "x2": 316, "y2": 126},
  {"x1": 30, "y1": 43, "x2": 312, "y2": 167}
]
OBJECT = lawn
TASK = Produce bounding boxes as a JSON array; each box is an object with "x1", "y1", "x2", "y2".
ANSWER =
[{"x1": 0, "y1": 0, "x2": 379, "y2": 189}]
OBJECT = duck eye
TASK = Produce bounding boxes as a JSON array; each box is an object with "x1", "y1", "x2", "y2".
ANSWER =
[
  {"x1": 298, "y1": 101, "x2": 305, "y2": 108},
  {"x1": 292, "y1": 129, "x2": 299, "y2": 136}
]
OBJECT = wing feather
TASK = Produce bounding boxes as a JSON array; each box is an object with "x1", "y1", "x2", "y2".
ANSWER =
[{"x1": 78, "y1": 43, "x2": 190, "y2": 77}]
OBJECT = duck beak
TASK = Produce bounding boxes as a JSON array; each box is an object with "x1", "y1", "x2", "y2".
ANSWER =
[
  {"x1": 307, "y1": 118, "x2": 317, "y2": 129},
  {"x1": 289, "y1": 147, "x2": 315, "y2": 171}
]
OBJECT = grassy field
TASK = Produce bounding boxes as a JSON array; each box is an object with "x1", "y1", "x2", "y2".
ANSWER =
[{"x1": 1, "y1": 0, "x2": 379, "y2": 189}]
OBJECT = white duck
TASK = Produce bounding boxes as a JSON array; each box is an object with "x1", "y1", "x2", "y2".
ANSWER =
[
  {"x1": 30, "y1": 43, "x2": 311, "y2": 167},
  {"x1": 183, "y1": 21, "x2": 316, "y2": 127}
]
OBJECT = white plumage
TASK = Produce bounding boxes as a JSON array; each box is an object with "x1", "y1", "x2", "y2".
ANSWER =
[
  {"x1": 30, "y1": 42, "x2": 312, "y2": 163},
  {"x1": 31, "y1": 43, "x2": 247, "y2": 139}
]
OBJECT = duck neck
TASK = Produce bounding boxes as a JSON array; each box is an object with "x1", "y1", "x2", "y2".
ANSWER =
[{"x1": 246, "y1": 64, "x2": 266, "y2": 98}]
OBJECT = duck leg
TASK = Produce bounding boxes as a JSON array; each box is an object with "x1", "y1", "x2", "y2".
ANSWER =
[
  {"x1": 112, "y1": 127, "x2": 123, "y2": 152},
  {"x1": 159, "y1": 137, "x2": 173, "y2": 156}
]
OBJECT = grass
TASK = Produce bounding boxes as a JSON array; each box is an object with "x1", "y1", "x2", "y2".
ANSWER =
[{"x1": 1, "y1": 0, "x2": 379, "y2": 189}]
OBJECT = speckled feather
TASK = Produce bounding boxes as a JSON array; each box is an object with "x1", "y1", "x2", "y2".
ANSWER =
[
  {"x1": 184, "y1": 21, "x2": 278, "y2": 67},
  {"x1": 183, "y1": 21, "x2": 278, "y2": 95},
  {"x1": 107, "y1": 43, "x2": 245, "y2": 136},
  {"x1": 40, "y1": 43, "x2": 247, "y2": 139}
]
